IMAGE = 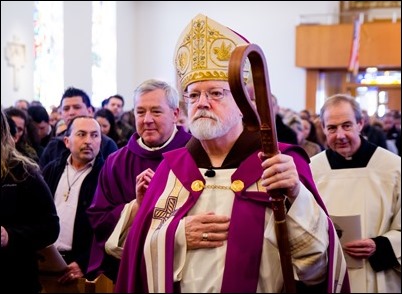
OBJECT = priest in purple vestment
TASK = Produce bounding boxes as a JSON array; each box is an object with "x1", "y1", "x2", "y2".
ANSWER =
[
  {"x1": 86, "y1": 79, "x2": 192, "y2": 282},
  {"x1": 115, "y1": 14, "x2": 350, "y2": 293}
]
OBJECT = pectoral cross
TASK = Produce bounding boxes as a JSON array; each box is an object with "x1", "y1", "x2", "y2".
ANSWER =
[
  {"x1": 5, "y1": 38, "x2": 26, "y2": 91},
  {"x1": 64, "y1": 189, "x2": 71, "y2": 201}
]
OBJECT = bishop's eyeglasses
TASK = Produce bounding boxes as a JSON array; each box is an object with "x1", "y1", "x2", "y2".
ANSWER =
[{"x1": 183, "y1": 88, "x2": 231, "y2": 104}]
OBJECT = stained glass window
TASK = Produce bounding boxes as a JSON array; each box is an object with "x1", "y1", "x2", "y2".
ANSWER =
[
  {"x1": 33, "y1": 1, "x2": 63, "y2": 112},
  {"x1": 33, "y1": 1, "x2": 116, "y2": 111},
  {"x1": 92, "y1": 1, "x2": 116, "y2": 108}
]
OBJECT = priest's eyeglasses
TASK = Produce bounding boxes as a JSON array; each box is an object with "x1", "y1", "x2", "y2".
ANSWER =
[{"x1": 183, "y1": 88, "x2": 231, "y2": 104}]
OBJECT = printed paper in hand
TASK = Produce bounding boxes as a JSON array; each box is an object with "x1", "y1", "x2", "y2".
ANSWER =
[{"x1": 330, "y1": 214, "x2": 363, "y2": 269}]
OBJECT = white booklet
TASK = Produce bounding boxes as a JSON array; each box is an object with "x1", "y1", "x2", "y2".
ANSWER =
[
  {"x1": 330, "y1": 214, "x2": 363, "y2": 269},
  {"x1": 37, "y1": 244, "x2": 68, "y2": 273}
]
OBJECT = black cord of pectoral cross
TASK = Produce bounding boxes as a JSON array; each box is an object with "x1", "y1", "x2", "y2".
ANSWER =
[{"x1": 64, "y1": 166, "x2": 90, "y2": 201}]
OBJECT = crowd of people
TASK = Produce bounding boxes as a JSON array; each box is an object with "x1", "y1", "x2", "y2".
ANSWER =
[{"x1": 1, "y1": 13, "x2": 400, "y2": 294}]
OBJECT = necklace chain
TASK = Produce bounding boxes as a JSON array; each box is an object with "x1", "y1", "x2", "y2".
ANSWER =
[
  {"x1": 64, "y1": 165, "x2": 90, "y2": 201},
  {"x1": 204, "y1": 184, "x2": 231, "y2": 190}
]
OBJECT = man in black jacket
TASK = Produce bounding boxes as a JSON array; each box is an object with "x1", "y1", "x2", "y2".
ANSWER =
[
  {"x1": 42, "y1": 116, "x2": 104, "y2": 284},
  {"x1": 39, "y1": 87, "x2": 117, "y2": 169}
]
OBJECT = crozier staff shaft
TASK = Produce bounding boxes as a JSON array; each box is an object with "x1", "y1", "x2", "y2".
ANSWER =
[{"x1": 228, "y1": 43, "x2": 296, "y2": 293}]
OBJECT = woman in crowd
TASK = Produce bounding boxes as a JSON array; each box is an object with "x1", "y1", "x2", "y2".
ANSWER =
[
  {"x1": 94, "y1": 108, "x2": 127, "y2": 148},
  {"x1": 1, "y1": 109, "x2": 60, "y2": 293}
]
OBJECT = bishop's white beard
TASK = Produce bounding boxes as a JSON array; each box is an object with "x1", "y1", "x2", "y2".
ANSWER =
[{"x1": 189, "y1": 109, "x2": 242, "y2": 140}]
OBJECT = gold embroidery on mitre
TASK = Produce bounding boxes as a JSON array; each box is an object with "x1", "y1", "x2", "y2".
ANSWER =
[
  {"x1": 174, "y1": 14, "x2": 249, "y2": 92},
  {"x1": 213, "y1": 42, "x2": 233, "y2": 61},
  {"x1": 177, "y1": 51, "x2": 188, "y2": 72},
  {"x1": 191, "y1": 180, "x2": 205, "y2": 192},
  {"x1": 230, "y1": 180, "x2": 244, "y2": 192}
]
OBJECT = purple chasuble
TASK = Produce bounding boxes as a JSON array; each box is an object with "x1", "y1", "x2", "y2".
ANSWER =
[
  {"x1": 86, "y1": 127, "x2": 191, "y2": 277},
  {"x1": 115, "y1": 133, "x2": 350, "y2": 293}
]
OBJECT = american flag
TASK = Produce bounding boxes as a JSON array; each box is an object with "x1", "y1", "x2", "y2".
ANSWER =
[{"x1": 348, "y1": 16, "x2": 362, "y2": 76}]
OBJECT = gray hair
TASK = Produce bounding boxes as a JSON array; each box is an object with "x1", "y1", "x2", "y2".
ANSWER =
[
  {"x1": 320, "y1": 94, "x2": 362, "y2": 126},
  {"x1": 133, "y1": 79, "x2": 179, "y2": 110}
]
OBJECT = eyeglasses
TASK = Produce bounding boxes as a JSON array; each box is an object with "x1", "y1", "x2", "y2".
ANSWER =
[{"x1": 183, "y1": 88, "x2": 231, "y2": 104}]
